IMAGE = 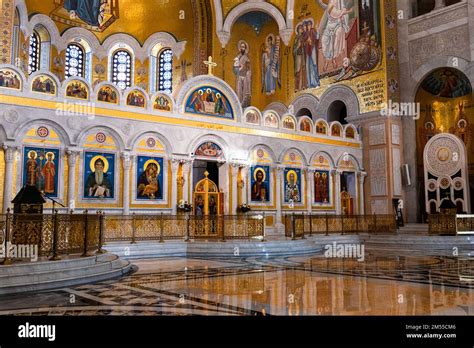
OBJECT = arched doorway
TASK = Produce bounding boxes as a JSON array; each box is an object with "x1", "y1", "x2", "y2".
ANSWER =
[
  {"x1": 415, "y1": 67, "x2": 473, "y2": 219},
  {"x1": 191, "y1": 141, "x2": 228, "y2": 214},
  {"x1": 338, "y1": 156, "x2": 359, "y2": 215}
]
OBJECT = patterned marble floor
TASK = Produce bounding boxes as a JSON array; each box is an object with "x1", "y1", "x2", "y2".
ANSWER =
[{"x1": 0, "y1": 252, "x2": 472, "y2": 316}]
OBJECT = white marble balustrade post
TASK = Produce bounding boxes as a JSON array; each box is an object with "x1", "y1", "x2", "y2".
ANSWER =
[
  {"x1": 66, "y1": 150, "x2": 79, "y2": 211},
  {"x1": 358, "y1": 172, "x2": 367, "y2": 215},
  {"x1": 181, "y1": 160, "x2": 193, "y2": 204},
  {"x1": 170, "y1": 159, "x2": 181, "y2": 215},
  {"x1": 240, "y1": 165, "x2": 250, "y2": 205},
  {"x1": 275, "y1": 165, "x2": 285, "y2": 228},
  {"x1": 231, "y1": 163, "x2": 240, "y2": 214},
  {"x1": 306, "y1": 168, "x2": 315, "y2": 214},
  {"x1": 2, "y1": 146, "x2": 17, "y2": 213},
  {"x1": 121, "y1": 152, "x2": 133, "y2": 215},
  {"x1": 333, "y1": 170, "x2": 342, "y2": 214}
]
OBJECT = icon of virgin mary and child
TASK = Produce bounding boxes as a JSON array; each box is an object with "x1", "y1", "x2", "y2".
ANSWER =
[{"x1": 137, "y1": 161, "x2": 161, "y2": 200}]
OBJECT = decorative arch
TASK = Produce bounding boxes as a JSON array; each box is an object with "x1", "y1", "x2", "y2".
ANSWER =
[
  {"x1": 61, "y1": 29, "x2": 98, "y2": 82},
  {"x1": 123, "y1": 86, "x2": 149, "y2": 108},
  {"x1": 14, "y1": 0, "x2": 28, "y2": 35},
  {"x1": 94, "y1": 81, "x2": 121, "y2": 105},
  {"x1": 129, "y1": 131, "x2": 173, "y2": 157},
  {"x1": 316, "y1": 85, "x2": 360, "y2": 120},
  {"x1": 336, "y1": 153, "x2": 361, "y2": 171},
  {"x1": 330, "y1": 121, "x2": 344, "y2": 137},
  {"x1": 144, "y1": 32, "x2": 187, "y2": 95},
  {"x1": 262, "y1": 110, "x2": 280, "y2": 128},
  {"x1": 0, "y1": 64, "x2": 26, "y2": 91},
  {"x1": 176, "y1": 75, "x2": 243, "y2": 122},
  {"x1": 281, "y1": 114, "x2": 297, "y2": 131},
  {"x1": 298, "y1": 116, "x2": 313, "y2": 133},
  {"x1": 243, "y1": 107, "x2": 262, "y2": 126},
  {"x1": 248, "y1": 144, "x2": 277, "y2": 164},
  {"x1": 14, "y1": 119, "x2": 71, "y2": 147},
  {"x1": 75, "y1": 125, "x2": 126, "y2": 151},
  {"x1": 15, "y1": 119, "x2": 68, "y2": 201},
  {"x1": 310, "y1": 151, "x2": 336, "y2": 169},
  {"x1": 60, "y1": 27, "x2": 102, "y2": 54},
  {"x1": 279, "y1": 147, "x2": 308, "y2": 167},
  {"x1": 315, "y1": 118, "x2": 329, "y2": 135},
  {"x1": 61, "y1": 76, "x2": 91, "y2": 100},
  {"x1": 150, "y1": 92, "x2": 175, "y2": 112},
  {"x1": 143, "y1": 32, "x2": 187, "y2": 59},
  {"x1": 102, "y1": 34, "x2": 142, "y2": 62},
  {"x1": 188, "y1": 134, "x2": 229, "y2": 162},
  {"x1": 344, "y1": 124, "x2": 358, "y2": 140},
  {"x1": 213, "y1": 0, "x2": 224, "y2": 31},
  {"x1": 219, "y1": 2, "x2": 290, "y2": 47},
  {"x1": 264, "y1": 102, "x2": 288, "y2": 117},
  {"x1": 27, "y1": 14, "x2": 61, "y2": 49},
  {"x1": 409, "y1": 56, "x2": 473, "y2": 103},
  {"x1": 29, "y1": 71, "x2": 60, "y2": 96},
  {"x1": 290, "y1": 94, "x2": 319, "y2": 120}
]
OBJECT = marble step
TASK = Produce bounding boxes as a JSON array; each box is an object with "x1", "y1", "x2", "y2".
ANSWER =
[
  {"x1": 362, "y1": 235, "x2": 472, "y2": 244},
  {"x1": 104, "y1": 236, "x2": 360, "y2": 259},
  {"x1": 0, "y1": 253, "x2": 132, "y2": 296}
]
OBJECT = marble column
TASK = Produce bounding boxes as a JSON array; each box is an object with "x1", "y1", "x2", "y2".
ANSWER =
[
  {"x1": 240, "y1": 165, "x2": 250, "y2": 206},
  {"x1": 170, "y1": 159, "x2": 181, "y2": 215},
  {"x1": 230, "y1": 163, "x2": 240, "y2": 214},
  {"x1": 2, "y1": 146, "x2": 17, "y2": 213},
  {"x1": 66, "y1": 150, "x2": 79, "y2": 211},
  {"x1": 181, "y1": 160, "x2": 193, "y2": 204},
  {"x1": 121, "y1": 152, "x2": 132, "y2": 215},
  {"x1": 358, "y1": 172, "x2": 367, "y2": 215},
  {"x1": 306, "y1": 168, "x2": 315, "y2": 214},
  {"x1": 275, "y1": 165, "x2": 285, "y2": 227},
  {"x1": 333, "y1": 170, "x2": 342, "y2": 214}
]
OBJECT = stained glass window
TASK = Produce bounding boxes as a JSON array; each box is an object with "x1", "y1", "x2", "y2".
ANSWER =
[
  {"x1": 158, "y1": 49, "x2": 173, "y2": 94},
  {"x1": 65, "y1": 43, "x2": 85, "y2": 79},
  {"x1": 28, "y1": 31, "x2": 40, "y2": 75},
  {"x1": 112, "y1": 50, "x2": 132, "y2": 90}
]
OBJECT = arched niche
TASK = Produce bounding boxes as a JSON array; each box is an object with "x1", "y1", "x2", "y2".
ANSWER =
[
  {"x1": 298, "y1": 116, "x2": 313, "y2": 133},
  {"x1": 14, "y1": 121, "x2": 70, "y2": 203},
  {"x1": 327, "y1": 100, "x2": 348, "y2": 124},
  {"x1": 130, "y1": 132, "x2": 172, "y2": 205},
  {"x1": 176, "y1": 75, "x2": 243, "y2": 122},
  {"x1": 317, "y1": 85, "x2": 360, "y2": 121},
  {"x1": 29, "y1": 71, "x2": 59, "y2": 96},
  {"x1": 218, "y1": 2, "x2": 290, "y2": 47},
  {"x1": 291, "y1": 94, "x2": 319, "y2": 120},
  {"x1": 76, "y1": 126, "x2": 125, "y2": 204},
  {"x1": 415, "y1": 67, "x2": 473, "y2": 215}
]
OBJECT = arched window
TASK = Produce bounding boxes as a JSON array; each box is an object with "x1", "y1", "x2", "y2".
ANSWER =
[
  {"x1": 158, "y1": 48, "x2": 173, "y2": 94},
  {"x1": 28, "y1": 31, "x2": 40, "y2": 75},
  {"x1": 111, "y1": 49, "x2": 132, "y2": 90},
  {"x1": 149, "y1": 46, "x2": 173, "y2": 94},
  {"x1": 65, "y1": 43, "x2": 85, "y2": 79}
]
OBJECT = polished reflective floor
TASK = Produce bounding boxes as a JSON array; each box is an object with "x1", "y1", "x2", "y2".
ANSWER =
[{"x1": 0, "y1": 252, "x2": 473, "y2": 316}]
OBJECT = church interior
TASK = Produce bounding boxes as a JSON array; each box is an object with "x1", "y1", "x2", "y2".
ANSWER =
[{"x1": 0, "y1": 0, "x2": 472, "y2": 325}]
